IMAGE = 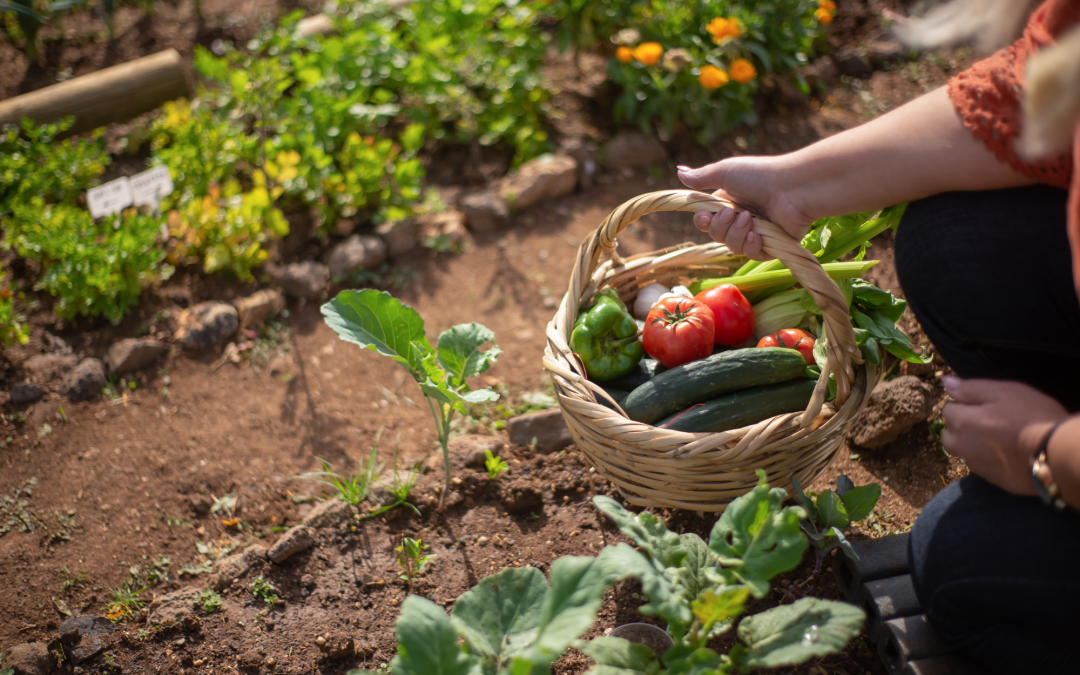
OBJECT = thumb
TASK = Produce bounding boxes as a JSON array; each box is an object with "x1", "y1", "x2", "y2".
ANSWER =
[{"x1": 678, "y1": 160, "x2": 730, "y2": 191}]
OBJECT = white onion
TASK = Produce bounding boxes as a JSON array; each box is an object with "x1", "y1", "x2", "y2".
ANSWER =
[{"x1": 634, "y1": 283, "x2": 669, "y2": 319}]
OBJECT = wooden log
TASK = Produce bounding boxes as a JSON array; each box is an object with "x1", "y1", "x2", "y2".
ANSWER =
[{"x1": 0, "y1": 49, "x2": 190, "y2": 135}]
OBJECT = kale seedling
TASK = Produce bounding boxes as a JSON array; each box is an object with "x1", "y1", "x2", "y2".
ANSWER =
[
  {"x1": 395, "y1": 537, "x2": 435, "y2": 591},
  {"x1": 193, "y1": 589, "x2": 222, "y2": 613},
  {"x1": 250, "y1": 575, "x2": 279, "y2": 605},
  {"x1": 484, "y1": 450, "x2": 509, "y2": 480},
  {"x1": 791, "y1": 474, "x2": 882, "y2": 574},
  {"x1": 322, "y1": 290, "x2": 500, "y2": 510}
]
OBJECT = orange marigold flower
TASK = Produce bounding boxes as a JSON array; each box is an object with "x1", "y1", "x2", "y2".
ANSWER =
[
  {"x1": 632, "y1": 42, "x2": 664, "y2": 66},
  {"x1": 815, "y1": 7, "x2": 834, "y2": 24},
  {"x1": 616, "y1": 46, "x2": 634, "y2": 63},
  {"x1": 699, "y1": 65, "x2": 729, "y2": 90},
  {"x1": 729, "y1": 58, "x2": 757, "y2": 84},
  {"x1": 819, "y1": 0, "x2": 836, "y2": 10},
  {"x1": 706, "y1": 16, "x2": 743, "y2": 44}
]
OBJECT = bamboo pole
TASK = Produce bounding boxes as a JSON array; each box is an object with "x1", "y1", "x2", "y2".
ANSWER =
[{"x1": 0, "y1": 49, "x2": 190, "y2": 135}]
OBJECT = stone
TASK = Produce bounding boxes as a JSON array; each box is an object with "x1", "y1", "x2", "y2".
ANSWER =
[
  {"x1": 268, "y1": 524, "x2": 316, "y2": 563},
  {"x1": 499, "y1": 155, "x2": 578, "y2": 212},
  {"x1": 460, "y1": 189, "x2": 510, "y2": 233},
  {"x1": 508, "y1": 408, "x2": 573, "y2": 453},
  {"x1": 850, "y1": 376, "x2": 935, "y2": 450},
  {"x1": 317, "y1": 634, "x2": 355, "y2": 660},
  {"x1": 188, "y1": 493, "x2": 213, "y2": 517},
  {"x1": 328, "y1": 235, "x2": 388, "y2": 280},
  {"x1": 278, "y1": 261, "x2": 330, "y2": 299},
  {"x1": 866, "y1": 32, "x2": 907, "y2": 68},
  {"x1": 10, "y1": 382, "x2": 46, "y2": 406},
  {"x1": 146, "y1": 586, "x2": 201, "y2": 626},
  {"x1": 59, "y1": 615, "x2": 115, "y2": 665},
  {"x1": 62, "y1": 358, "x2": 106, "y2": 402},
  {"x1": 234, "y1": 289, "x2": 285, "y2": 332},
  {"x1": 106, "y1": 338, "x2": 168, "y2": 374},
  {"x1": 834, "y1": 48, "x2": 873, "y2": 78},
  {"x1": 3, "y1": 642, "x2": 52, "y2": 675},
  {"x1": 174, "y1": 301, "x2": 239, "y2": 350},
  {"x1": 421, "y1": 211, "x2": 471, "y2": 252},
  {"x1": 24, "y1": 353, "x2": 77, "y2": 381},
  {"x1": 498, "y1": 481, "x2": 544, "y2": 512},
  {"x1": 449, "y1": 435, "x2": 504, "y2": 469},
  {"x1": 605, "y1": 132, "x2": 667, "y2": 168},
  {"x1": 207, "y1": 544, "x2": 267, "y2": 591},
  {"x1": 375, "y1": 219, "x2": 419, "y2": 258},
  {"x1": 303, "y1": 498, "x2": 354, "y2": 529}
]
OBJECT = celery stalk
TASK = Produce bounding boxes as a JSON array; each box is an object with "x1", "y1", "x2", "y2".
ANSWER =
[{"x1": 690, "y1": 260, "x2": 879, "y2": 294}]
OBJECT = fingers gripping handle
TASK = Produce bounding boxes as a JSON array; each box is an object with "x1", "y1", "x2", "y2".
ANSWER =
[{"x1": 580, "y1": 189, "x2": 862, "y2": 418}]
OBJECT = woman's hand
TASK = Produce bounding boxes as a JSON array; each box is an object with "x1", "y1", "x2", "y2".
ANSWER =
[
  {"x1": 941, "y1": 376, "x2": 1069, "y2": 496},
  {"x1": 677, "y1": 155, "x2": 815, "y2": 261}
]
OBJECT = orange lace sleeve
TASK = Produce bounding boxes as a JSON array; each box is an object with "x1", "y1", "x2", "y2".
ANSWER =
[{"x1": 947, "y1": 0, "x2": 1080, "y2": 188}]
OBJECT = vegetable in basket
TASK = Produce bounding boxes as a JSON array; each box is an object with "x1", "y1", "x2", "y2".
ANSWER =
[
  {"x1": 570, "y1": 287, "x2": 645, "y2": 381},
  {"x1": 641, "y1": 296, "x2": 715, "y2": 368},
  {"x1": 757, "y1": 328, "x2": 816, "y2": 366},
  {"x1": 694, "y1": 283, "x2": 756, "y2": 345}
]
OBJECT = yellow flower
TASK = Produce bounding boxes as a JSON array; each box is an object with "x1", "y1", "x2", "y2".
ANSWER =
[
  {"x1": 706, "y1": 17, "x2": 743, "y2": 44},
  {"x1": 632, "y1": 42, "x2": 664, "y2": 66},
  {"x1": 616, "y1": 46, "x2": 634, "y2": 63},
  {"x1": 815, "y1": 6, "x2": 834, "y2": 24},
  {"x1": 729, "y1": 58, "x2": 757, "y2": 84},
  {"x1": 699, "y1": 65, "x2": 729, "y2": 90}
]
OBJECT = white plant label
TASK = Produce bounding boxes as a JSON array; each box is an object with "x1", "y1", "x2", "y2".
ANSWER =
[
  {"x1": 130, "y1": 166, "x2": 174, "y2": 207},
  {"x1": 86, "y1": 177, "x2": 134, "y2": 218}
]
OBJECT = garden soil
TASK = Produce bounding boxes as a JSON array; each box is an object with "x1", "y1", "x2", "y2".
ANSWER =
[{"x1": 1, "y1": 2, "x2": 974, "y2": 673}]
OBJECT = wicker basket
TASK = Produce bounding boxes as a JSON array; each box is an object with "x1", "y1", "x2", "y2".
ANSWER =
[{"x1": 542, "y1": 190, "x2": 879, "y2": 512}]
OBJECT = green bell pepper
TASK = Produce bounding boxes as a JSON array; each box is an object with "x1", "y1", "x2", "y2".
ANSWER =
[{"x1": 570, "y1": 288, "x2": 644, "y2": 381}]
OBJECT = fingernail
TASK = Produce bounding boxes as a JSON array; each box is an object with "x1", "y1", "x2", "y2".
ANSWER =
[
  {"x1": 941, "y1": 375, "x2": 959, "y2": 393},
  {"x1": 677, "y1": 165, "x2": 690, "y2": 172}
]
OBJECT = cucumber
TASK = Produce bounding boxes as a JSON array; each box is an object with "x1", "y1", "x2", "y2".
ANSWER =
[
  {"x1": 621, "y1": 348, "x2": 808, "y2": 424},
  {"x1": 604, "y1": 358, "x2": 667, "y2": 391},
  {"x1": 595, "y1": 387, "x2": 629, "y2": 412},
  {"x1": 656, "y1": 380, "x2": 818, "y2": 433}
]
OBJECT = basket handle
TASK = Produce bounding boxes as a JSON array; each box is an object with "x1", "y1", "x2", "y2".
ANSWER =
[{"x1": 568, "y1": 189, "x2": 863, "y2": 419}]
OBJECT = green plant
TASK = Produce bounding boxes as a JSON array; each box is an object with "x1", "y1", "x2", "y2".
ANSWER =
[
  {"x1": 0, "y1": 265, "x2": 28, "y2": 347},
  {"x1": 59, "y1": 565, "x2": 88, "y2": 591},
  {"x1": 395, "y1": 537, "x2": 435, "y2": 590},
  {"x1": 322, "y1": 289, "x2": 500, "y2": 509},
  {"x1": 791, "y1": 474, "x2": 881, "y2": 574},
  {"x1": 105, "y1": 581, "x2": 146, "y2": 623},
  {"x1": 484, "y1": 450, "x2": 509, "y2": 481},
  {"x1": 295, "y1": 435, "x2": 383, "y2": 506},
  {"x1": 194, "y1": 589, "x2": 222, "y2": 613},
  {"x1": 250, "y1": 575, "x2": 279, "y2": 605},
  {"x1": 0, "y1": 650, "x2": 10, "y2": 675},
  {"x1": 349, "y1": 472, "x2": 864, "y2": 675}
]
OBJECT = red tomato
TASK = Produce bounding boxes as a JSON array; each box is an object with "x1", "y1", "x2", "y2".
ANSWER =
[
  {"x1": 694, "y1": 284, "x2": 755, "y2": 345},
  {"x1": 643, "y1": 298, "x2": 715, "y2": 368},
  {"x1": 757, "y1": 328, "x2": 816, "y2": 366}
]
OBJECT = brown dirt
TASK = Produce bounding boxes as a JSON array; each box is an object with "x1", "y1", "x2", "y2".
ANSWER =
[{"x1": 0, "y1": 2, "x2": 978, "y2": 673}]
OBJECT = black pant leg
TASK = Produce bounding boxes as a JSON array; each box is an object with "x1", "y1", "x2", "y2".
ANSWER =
[{"x1": 894, "y1": 185, "x2": 1080, "y2": 410}]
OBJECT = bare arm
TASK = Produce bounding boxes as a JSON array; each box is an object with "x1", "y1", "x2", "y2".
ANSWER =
[{"x1": 678, "y1": 86, "x2": 1036, "y2": 259}]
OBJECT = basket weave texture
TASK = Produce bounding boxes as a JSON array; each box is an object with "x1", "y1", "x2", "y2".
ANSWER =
[{"x1": 543, "y1": 190, "x2": 879, "y2": 512}]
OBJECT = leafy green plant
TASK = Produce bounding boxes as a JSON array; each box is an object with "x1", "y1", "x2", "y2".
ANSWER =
[
  {"x1": 250, "y1": 575, "x2": 279, "y2": 605},
  {"x1": 193, "y1": 589, "x2": 222, "y2": 613},
  {"x1": 104, "y1": 581, "x2": 146, "y2": 623},
  {"x1": 59, "y1": 564, "x2": 88, "y2": 591},
  {"x1": 791, "y1": 474, "x2": 881, "y2": 573},
  {"x1": 0, "y1": 269, "x2": 29, "y2": 347},
  {"x1": 395, "y1": 537, "x2": 435, "y2": 590},
  {"x1": 484, "y1": 450, "x2": 509, "y2": 481},
  {"x1": 295, "y1": 435, "x2": 383, "y2": 506},
  {"x1": 322, "y1": 289, "x2": 500, "y2": 508},
  {"x1": 350, "y1": 472, "x2": 864, "y2": 675}
]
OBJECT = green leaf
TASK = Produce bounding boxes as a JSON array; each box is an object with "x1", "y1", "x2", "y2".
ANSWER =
[
  {"x1": 580, "y1": 636, "x2": 660, "y2": 675},
  {"x1": 437, "y1": 322, "x2": 501, "y2": 389},
  {"x1": 835, "y1": 475, "x2": 855, "y2": 496},
  {"x1": 451, "y1": 567, "x2": 546, "y2": 665},
  {"x1": 839, "y1": 484, "x2": 881, "y2": 522},
  {"x1": 321, "y1": 290, "x2": 432, "y2": 379},
  {"x1": 593, "y1": 496, "x2": 685, "y2": 568},
  {"x1": 851, "y1": 309, "x2": 932, "y2": 364},
  {"x1": 851, "y1": 279, "x2": 907, "y2": 323},
  {"x1": 709, "y1": 472, "x2": 808, "y2": 598},
  {"x1": 595, "y1": 543, "x2": 690, "y2": 636},
  {"x1": 820, "y1": 527, "x2": 859, "y2": 561},
  {"x1": 691, "y1": 587, "x2": 749, "y2": 633},
  {"x1": 788, "y1": 477, "x2": 816, "y2": 517},
  {"x1": 670, "y1": 534, "x2": 715, "y2": 602},
  {"x1": 816, "y1": 490, "x2": 850, "y2": 530},
  {"x1": 732, "y1": 597, "x2": 864, "y2": 670},
  {"x1": 391, "y1": 595, "x2": 482, "y2": 675}
]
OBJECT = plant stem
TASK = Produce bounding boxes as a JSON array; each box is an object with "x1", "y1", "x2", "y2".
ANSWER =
[{"x1": 428, "y1": 397, "x2": 453, "y2": 511}]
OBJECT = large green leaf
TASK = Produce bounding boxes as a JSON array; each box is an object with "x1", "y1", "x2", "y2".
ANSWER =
[
  {"x1": 437, "y1": 323, "x2": 501, "y2": 388},
  {"x1": 839, "y1": 484, "x2": 881, "y2": 522},
  {"x1": 690, "y1": 587, "x2": 749, "y2": 635},
  {"x1": 815, "y1": 490, "x2": 850, "y2": 530},
  {"x1": 731, "y1": 597, "x2": 865, "y2": 670},
  {"x1": 595, "y1": 544, "x2": 690, "y2": 632},
  {"x1": 391, "y1": 595, "x2": 482, "y2": 675},
  {"x1": 580, "y1": 636, "x2": 660, "y2": 675},
  {"x1": 593, "y1": 496, "x2": 686, "y2": 568},
  {"x1": 533, "y1": 556, "x2": 610, "y2": 656},
  {"x1": 669, "y1": 534, "x2": 715, "y2": 602},
  {"x1": 321, "y1": 290, "x2": 431, "y2": 379},
  {"x1": 451, "y1": 567, "x2": 547, "y2": 665},
  {"x1": 709, "y1": 473, "x2": 808, "y2": 598}
]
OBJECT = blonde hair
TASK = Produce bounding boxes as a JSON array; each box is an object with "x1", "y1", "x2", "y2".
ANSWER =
[{"x1": 895, "y1": 0, "x2": 1042, "y2": 54}]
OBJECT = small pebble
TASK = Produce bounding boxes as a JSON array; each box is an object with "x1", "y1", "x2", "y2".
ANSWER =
[
  {"x1": 316, "y1": 636, "x2": 326, "y2": 646},
  {"x1": 477, "y1": 536, "x2": 489, "y2": 546},
  {"x1": 193, "y1": 659, "x2": 204, "y2": 667},
  {"x1": 266, "y1": 657, "x2": 276, "y2": 666}
]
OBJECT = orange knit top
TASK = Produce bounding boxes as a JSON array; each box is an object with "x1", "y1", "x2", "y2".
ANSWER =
[{"x1": 948, "y1": 0, "x2": 1080, "y2": 292}]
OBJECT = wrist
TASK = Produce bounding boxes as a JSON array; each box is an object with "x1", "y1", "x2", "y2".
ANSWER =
[{"x1": 1020, "y1": 417, "x2": 1066, "y2": 458}]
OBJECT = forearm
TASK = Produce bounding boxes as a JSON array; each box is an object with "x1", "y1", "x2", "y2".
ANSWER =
[
  {"x1": 1045, "y1": 417, "x2": 1080, "y2": 509},
  {"x1": 777, "y1": 86, "x2": 1036, "y2": 221}
]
